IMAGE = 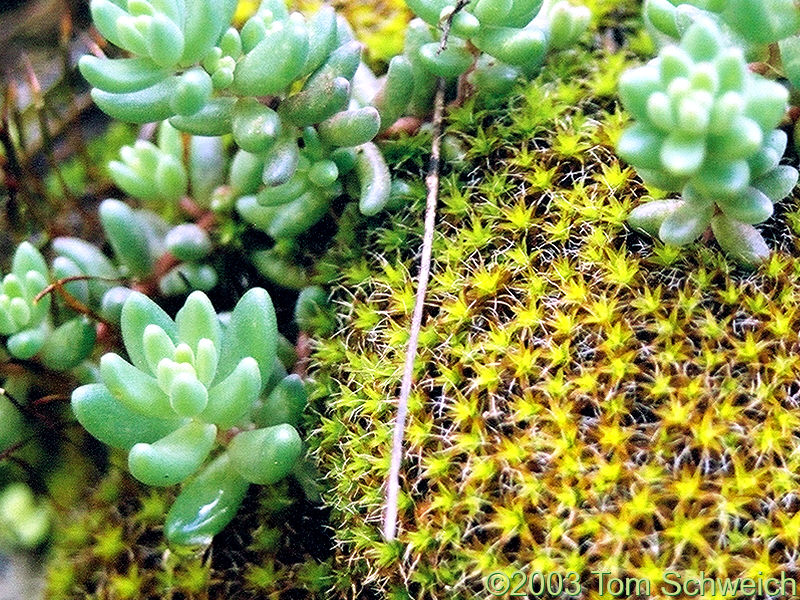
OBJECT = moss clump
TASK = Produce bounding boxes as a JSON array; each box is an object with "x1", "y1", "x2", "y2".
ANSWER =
[
  {"x1": 45, "y1": 462, "x2": 333, "y2": 599},
  {"x1": 310, "y1": 2, "x2": 800, "y2": 598}
]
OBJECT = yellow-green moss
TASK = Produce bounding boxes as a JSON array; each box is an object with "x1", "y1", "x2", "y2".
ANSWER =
[
  {"x1": 45, "y1": 463, "x2": 333, "y2": 599},
  {"x1": 309, "y1": 2, "x2": 800, "y2": 598}
]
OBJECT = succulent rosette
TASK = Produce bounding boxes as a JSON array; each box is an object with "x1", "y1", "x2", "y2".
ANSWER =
[
  {"x1": 398, "y1": 0, "x2": 590, "y2": 111},
  {"x1": 71, "y1": 289, "x2": 306, "y2": 544},
  {"x1": 644, "y1": 0, "x2": 800, "y2": 90},
  {"x1": 618, "y1": 18, "x2": 798, "y2": 266},
  {"x1": 0, "y1": 242, "x2": 96, "y2": 369},
  {"x1": 644, "y1": 0, "x2": 800, "y2": 48},
  {"x1": 82, "y1": 0, "x2": 400, "y2": 238}
]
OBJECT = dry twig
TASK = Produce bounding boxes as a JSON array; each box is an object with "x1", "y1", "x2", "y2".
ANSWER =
[{"x1": 383, "y1": 0, "x2": 470, "y2": 542}]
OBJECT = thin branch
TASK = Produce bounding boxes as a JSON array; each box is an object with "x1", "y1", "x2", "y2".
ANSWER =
[
  {"x1": 35, "y1": 274, "x2": 122, "y2": 323},
  {"x1": 382, "y1": 78, "x2": 444, "y2": 541},
  {"x1": 0, "y1": 436, "x2": 33, "y2": 464},
  {"x1": 383, "y1": 0, "x2": 470, "y2": 541}
]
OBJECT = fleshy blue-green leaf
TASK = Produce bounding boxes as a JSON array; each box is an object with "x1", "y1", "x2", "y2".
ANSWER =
[
  {"x1": 628, "y1": 199, "x2": 683, "y2": 238},
  {"x1": 12, "y1": 242, "x2": 48, "y2": 281},
  {"x1": 52, "y1": 237, "x2": 119, "y2": 300},
  {"x1": 203, "y1": 357, "x2": 261, "y2": 427},
  {"x1": 38, "y1": 317, "x2": 97, "y2": 371},
  {"x1": 660, "y1": 134, "x2": 705, "y2": 177},
  {"x1": 121, "y1": 292, "x2": 179, "y2": 375},
  {"x1": 617, "y1": 124, "x2": 663, "y2": 171},
  {"x1": 693, "y1": 159, "x2": 750, "y2": 198},
  {"x1": 71, "y1": 383, "x2": 183, "y2": 451},
  {"x1": 710, "y1": 214, "x2": 770, "y2": 268},
  {"x1": 164, "y1": 453, "x2": 249, "y2": 546},
  {"x1": 227, "y1": 424, "x2": 303, "y2": 485},
  {"x1": 128, "y1": 421, "x2": 217, "y2": 487},
  {"x1": 253, "y1": 374, "x2": 307, "y2": 428},
  {"x1": 99, "y1": 199, "x2": 154, "y2": 278},
  {"x1": 215, "y1": 287, "x2": 278, "y2": 386},
  {"x1": 751, "y1": 165, "x2": 799, "y2": 202},
  {"x1": 659, "y1": 195, "x2": 713, "y2": 246},
  {"x1": 233, "y1": 16, "x2": 309, "y2": 96},
  {"x1": 100, "y1": 352, "x2": 172, "y2": 416},
  {"x1": 169, "y1": 373, "x2": 209, "y2": 417},
  {"x1": 175, "y1": 291, "x2": 222, "y2": 351},
  {"x1": 717, "y1": 187, "x2": 773, "y2": 225},
  {"x1": 6, "y1": 328, "x2": 47, "y2": 360}
]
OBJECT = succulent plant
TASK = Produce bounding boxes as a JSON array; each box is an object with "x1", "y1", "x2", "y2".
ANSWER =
[
  {"x1": 644, "y1": 0, "x2": 800, "y2": 49},
  {"x1": 82, "y1": 0, "x2": 398, "y2": 238},
  {"x1": 397, "y1": 0, "x2": 590, "y2": 111},
  {"x1": 0, "y1": 243, "x2": 52, "y2": 359},
  {"x1": 54, "y1": 198, "x2": 217, "y2": 315},
  {"x1": 80, "y1": 0, "x2": 238, "y2": 122},
  {"x1": 70, "y1": 289, "x2": 306, "y2": 544},
  {"x1": 644, "y1": 0, "x2": 800, "y2": 92},
  {"x1": 82, "y1": 0, "x2": 592, "y2": 249},
  {"x1": 0, "y1": 242, "x2": 96, "y2": 370},
  {"x1": 108, "y1": 121, "x2": 187, "y2": 212},
  {"x1": 619, "y1": 18, "x2": 798, "y2": 266},
  {"x1": 294, "y1": 285, "x2": 335, "y2": 336}
]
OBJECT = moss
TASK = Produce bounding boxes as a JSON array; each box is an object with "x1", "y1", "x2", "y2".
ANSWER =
[
  {"x1": 309, "y1": 2, "x2": 800, "y2": 598},
  {"x1": 45, "y1": 463, "x2": 334, "y2": 599}
]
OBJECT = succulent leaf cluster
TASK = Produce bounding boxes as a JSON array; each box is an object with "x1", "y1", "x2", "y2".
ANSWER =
[
  {"x1": 108, "y1": 121, "x2": 187, "y2": 210},
  {"x1": 399, "y1": 0, "x2": 590, "y2": 110},
  {"x1": 0, "y1": 242, "x2": 96, "y2": 369},
  {"x1": 83, "y1": 0, "x2": 398, "y2": 234},
  {"x1": 644, "y1": 0, "x2": 800, "y2": 94},
  {"x1": 619, "y1": 18, "x2": 799, "y2": 265},
  {"x1": 81, "y1": 0, "x2": 238, "y2": 122},
  {"x1": 54, "y1": 200, "x2": 216, "y2": 315},
  {"x1": 645, "y1": 0, "x2": 800, "y2": 49},
  {"x1": 71, "y1": 289, "x2": 306, "y2": 545},
  {"x1": 84, "y1": 0, "x2": 593, "y2": 247}
]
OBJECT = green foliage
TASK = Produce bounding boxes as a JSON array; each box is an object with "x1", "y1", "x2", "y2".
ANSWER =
[
  {"x1": 0, "y1": 243, "x2": 52, "y2": 360},
  {"x1": 53, "y1": 200, "x2": 217, "y2": 310},
  {"x1": 83, "y1": 0, "x2": 592, "y2": 250},
  {"x1": 0, "y1": 242, "x2": 96, "y2": 369},
  {"x1": 71, "y1": 289, "x2": 305, "y2": 544},
  {"x1": 0, "y1": 483, "x2": 51, "y2": 549},
  {"x1": 308, "y1": 5, "x2": 800, "y2": 596},
  {"x1": 620, "y1": 17, "x2": 799, "y2": 265},
  {"x1": 108, "y1": 121, "x2": 187, "y2": 211},
  {"x1": 398, "y1": 0, "x2": 590, "y2": 112},
  {"x1": 644, "y1": 0, "x2": 800, "y2": 54},
  {"x1": 83, "y1": 0, "x2": 398, "y2": 239}
]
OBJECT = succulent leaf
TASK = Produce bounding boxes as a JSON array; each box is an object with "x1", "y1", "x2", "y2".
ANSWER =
[
  {"x1": 38, "y1": 318, "x2": 97, "y2": 372},
  {"x1": 253, "y1": 374, "x2": 307, "y2": 428},
  {"x1": 203, "y1": 357, "x2": 262, "y2": 427},
  {"x1": 121, "y1": 292, "x2": 179, "y2": 375},
  {"x1": 164, "y1": 453, "x2": 250, "y2": 546},
  {"x1": 216, "y1": 288, "x2": 278, "y2": 386},
  {"x1": 175, "y1": 291, "x2": 222, "y2": 352},
  {"x1": 100, "y1": 352, "x2": 172, "y2": 416},
  {"x1": 71, "y1": 383, "x2": 183, "y2": 451},
  {"x1": 128, "y1": 421, "x2": 217, "y2": 486},
  {"x1": 227, "y1": 424, "x2": 303, "y2": 485}
]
